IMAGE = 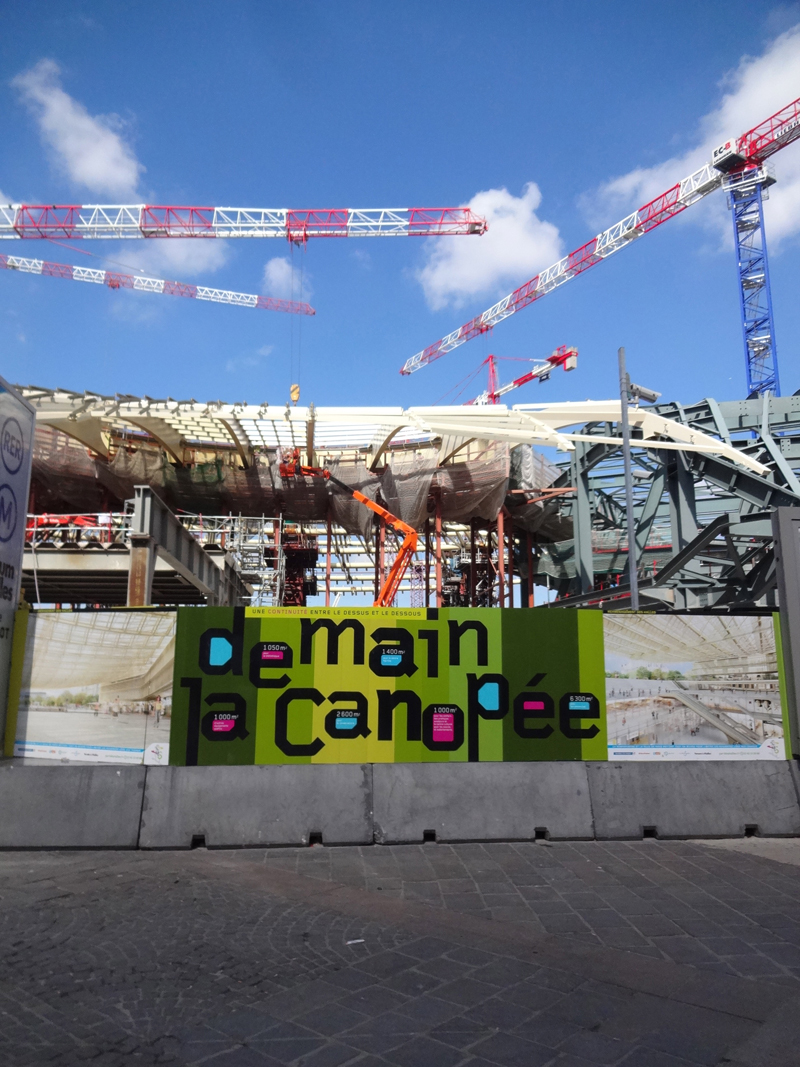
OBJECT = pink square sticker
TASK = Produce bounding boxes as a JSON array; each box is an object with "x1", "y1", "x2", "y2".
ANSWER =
[{"x1": 432, "y1": 713, "x2": 454, "y2": 743}]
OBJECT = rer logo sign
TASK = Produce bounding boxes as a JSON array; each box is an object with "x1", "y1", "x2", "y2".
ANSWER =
[
  {"x1": 170, "y1": 606, "x2": 607, "y2": 767},
  {"x1": 0, "y1": 418, "x2": 24, "y2": 477}
]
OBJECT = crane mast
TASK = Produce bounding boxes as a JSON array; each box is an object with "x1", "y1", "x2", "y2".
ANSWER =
[{"x1": 724, "y1": 169, "x2": 779, "y2": 397}]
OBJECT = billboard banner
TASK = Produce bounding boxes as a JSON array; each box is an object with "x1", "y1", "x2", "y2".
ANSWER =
[
  {"x1": 604, "y1": 613, "x2": 787, "y2": 761},
  {"x1": 170, "y1": 606, "x2": 607, "y2": 765},
  {"x1": 11, "y1": 609, "x2": 175, "y2": 764},
  {"x1": 0, "y1": 376, "x2": 35, "y2": 743}
]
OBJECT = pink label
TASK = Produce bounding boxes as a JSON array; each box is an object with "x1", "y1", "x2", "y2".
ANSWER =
[
  {"x1": 432, "y1": 713, "x2": 454, "y2": 743},
  {"x1": 523, "y1": 701, "x2": 545, "y2": 710},
  {"x1": 262, "y1": 650, "x2": 283, "y2": 660},
  {"x1": 212, "y1": 719, "x2": 236, "y2": 732}
]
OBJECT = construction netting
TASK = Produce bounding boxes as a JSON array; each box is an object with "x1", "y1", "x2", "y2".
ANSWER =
[
  {"x1": 433, "y1": 443, "x2": 510, "y2": 522},
  {"x1": 383, "y1": 452, "x2": 438, "y2": 530},
  {"x1": 506, "y1": 445, "x2": 573, "y2": 540},
  {"x1": 31, "y1": 426, "x2": 109, "y2": 511},
  {"x1": 31, "y1": 428, "x2": 570, "y2": 537}
]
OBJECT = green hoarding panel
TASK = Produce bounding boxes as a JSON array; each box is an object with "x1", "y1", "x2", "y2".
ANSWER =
[{"x1": 170, "y1": 606, "x2": 607, "y2": 766}]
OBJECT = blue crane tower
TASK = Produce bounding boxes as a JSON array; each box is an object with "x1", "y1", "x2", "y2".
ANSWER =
[{"x1": 718, "y1": 162, "x2": 780, "y2": 396}]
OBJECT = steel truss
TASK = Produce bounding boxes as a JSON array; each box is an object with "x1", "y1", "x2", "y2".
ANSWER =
[
  {"x1": 725, "y1": 169, "x2": 780, "y2": 396},
  {"x1": 545, "y1": 395, "x2": 800, "y2": 611},
  {"x1": 0, "y1": 205, "x2": 487, "y2": 241},
  {"x1": 0, "y1": 254, "x2": 314, "y2": 315},
  {"x1": 401, "y1": 96, "x2": 800, "y2": 381}
]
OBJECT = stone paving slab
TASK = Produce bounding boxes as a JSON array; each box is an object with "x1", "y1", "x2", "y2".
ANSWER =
[
  {"x1": 1, "y1": 843, "x2": 799, "y2": 1065},
  {"x1": 251, "y1": 838, "x2": 800, "y2": 983}
]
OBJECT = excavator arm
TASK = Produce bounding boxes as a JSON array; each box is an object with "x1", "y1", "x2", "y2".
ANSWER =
[{"x1": 279, "y1": 451, "x2": 418, "y2": 607}]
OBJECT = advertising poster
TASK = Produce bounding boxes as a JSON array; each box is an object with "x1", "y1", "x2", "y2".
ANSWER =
[
  {"x1": 0, "y1": 376, "x2": 35, "y2": 741},
  {"x1": 12, "y1": 609, "x2": 175, "y2": 764},
  {"x1": 604, "y1": 613, "x2": 787, "y2": 760},
  {"x1": 170, "y1": 606, "x2": 607, "y2": 765}
]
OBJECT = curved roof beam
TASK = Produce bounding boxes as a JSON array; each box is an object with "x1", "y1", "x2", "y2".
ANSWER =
[
  {"x1": 125, "y1": 417, "x2": 185, "y2": 465},
  {"x1": 218, "y1": 418, "x2": 252, "y2": 468},
  {"x1": 38, "y1": 416, "x2": 110, "y2": 458}
]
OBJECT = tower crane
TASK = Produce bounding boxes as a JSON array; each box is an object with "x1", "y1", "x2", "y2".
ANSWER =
[
  {"x1": 0, "y1": 203, "x2": 485, "y2": 319},
  {"x1": 0, "y1": 205, "x2": 487, "y2": 241},
  {"x1": 400, "y1": 97, "x2": 800, "y2": 398},
  {"x1": 0, "y1": 253, "x2": 315, "y2": 315},
  {"x1": 468, "y1": 346, "x2": 577, "y2": 405}
]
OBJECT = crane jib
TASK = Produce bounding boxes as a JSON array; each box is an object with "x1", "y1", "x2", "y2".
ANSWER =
[{"x1": 401, "y1": 94, "x2": 800, "y2": 377}]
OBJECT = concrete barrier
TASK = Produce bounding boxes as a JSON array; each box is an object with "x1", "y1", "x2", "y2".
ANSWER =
[
  {"x1": 372, "y1": 762, "x2": 594, "y2": 843},
  {"x1": 139, "y1": 764, "x2": 373, "y2": 848},
  {"x1": 0, "y1": 764, "x2": 146, "y2": 848},
  {"x1": 3, "y1": 759, "x2": 800, "y2": 849},
  {"x1": 588, "y1": 761, "x2": 800, "y2": 839}
]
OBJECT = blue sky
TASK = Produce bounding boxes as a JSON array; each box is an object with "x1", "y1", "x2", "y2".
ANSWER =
[{"x1": 1, "y1": 0, "x2": 799, "y2": 410}]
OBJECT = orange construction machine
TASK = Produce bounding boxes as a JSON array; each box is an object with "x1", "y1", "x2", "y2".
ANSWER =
[{"x1": 279, "y1": 450, "x2": 417, "y2": 607}]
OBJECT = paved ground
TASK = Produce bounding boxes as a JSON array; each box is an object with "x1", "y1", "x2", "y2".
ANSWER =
[
  {"x1": 1, "y1": 841, "x2": 800, "y2": 1067},
  {"x1": 255, "y1": 838, "x2": 800, "y2": 982}
]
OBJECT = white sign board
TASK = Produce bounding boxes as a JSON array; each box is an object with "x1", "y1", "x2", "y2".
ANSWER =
[{"x1": 0, "y1": 376, "x2": 34, "y2": 740}]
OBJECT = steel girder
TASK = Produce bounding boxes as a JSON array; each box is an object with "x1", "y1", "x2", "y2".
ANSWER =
[{"x1": 541, "y1": 395, "x2": 800, "y2": 609}]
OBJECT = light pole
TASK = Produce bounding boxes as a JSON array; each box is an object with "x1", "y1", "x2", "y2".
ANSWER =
[{"x1": 617, "y1": 347, "x2": 660, "y2": 612}]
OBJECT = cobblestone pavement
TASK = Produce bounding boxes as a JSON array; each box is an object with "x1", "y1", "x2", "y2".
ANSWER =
[
  {"x1": 0, "y1": 843, "x2": 798, "y2": 1067},
  {"x1": 255, "y1": 839, "x2": 800, "y2": 983}
]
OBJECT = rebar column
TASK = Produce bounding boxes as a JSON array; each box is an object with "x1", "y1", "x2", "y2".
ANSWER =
[
  {"x1": 435, "y1": 491, "x2": 443, "y2": 608},
  {"x1": 379, "y1": 518, "x2": 386, "y2": 590},
  {"x1": 526, "y1": 531, "x2": 534, "y2": 607},
  {"x1": 424, "y1": 517, "x2": 431, "y2": 608},
  {"x1": 325, "y1": 507, "x2": 332, "y2": 607},
  {"x1": 470, "y1": 518, "x2": 477, "y2": 608},
  {"x1": 506, "y1": 509, "x2": 514, "y2": 608}
]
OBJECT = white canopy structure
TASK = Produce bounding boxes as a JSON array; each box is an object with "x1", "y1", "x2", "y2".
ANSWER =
[{"x1": 19, "y1": 387, "x2": 769, "y2": 475}]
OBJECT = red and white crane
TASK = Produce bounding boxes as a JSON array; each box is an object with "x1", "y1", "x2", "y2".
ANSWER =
[
  {"x1": 468, "y1": 346, "x2": 578, "y2": 404},
  {"x1": 400, "y1": 97, "x2": 800, "y2": 376},
  {"x1": 0, "y1": 205, "x2": 487, "y2": 241},
  {"x1": 0, "y1": 253, "x2": 315, "y2": 315}
]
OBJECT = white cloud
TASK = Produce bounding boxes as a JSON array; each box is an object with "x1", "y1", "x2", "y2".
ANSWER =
[
  {"x1": 262, "y1": 256, "x2": 312, "y2": 300},
  {"x1": 12, "y1": 59, "x2": 144, "y2": 200},
  {"x1": 11, "y1": 61, "x2": 230, "y2": 280},
  {"x1": 415, "y1": 183, "x2": 563, "y2": 310},
  {"x1": 122, "y1": 239, "x2": 229, "y2": 280},
  {"x1": 585, "y1": 25, "x2": 800, "y2": 248}
]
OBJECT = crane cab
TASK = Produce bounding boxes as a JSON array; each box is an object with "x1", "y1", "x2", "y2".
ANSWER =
[{"x1": 712, "y1": 139, "x2": 747, "y2": 172}]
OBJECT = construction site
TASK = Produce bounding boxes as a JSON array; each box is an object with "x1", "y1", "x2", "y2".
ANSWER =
[
  {"x1": 8, "y1": 19, "x2": 800, "y2": 1067},
  {"x1": 5, "y1": 99, "x2": 798, "y2": 619}
]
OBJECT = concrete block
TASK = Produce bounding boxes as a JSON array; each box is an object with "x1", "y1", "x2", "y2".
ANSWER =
[
  {"x1": 139, "y1": 764, "x2": 373, "y2": 848},
  {"x1": 0, "y1": 764, "x2": 146, "y2": 848},
  {"x1": 588, "y1": 760, "x2": 800, "y2": 839},
  {"x1": 372, "y1": 762, "x2": 594, "y2": 843}
]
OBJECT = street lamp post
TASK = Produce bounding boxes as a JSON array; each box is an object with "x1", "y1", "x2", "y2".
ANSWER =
[
  {"x1": 618, "y1": 347, "x2": 639, "y2": 611},
  {"x1": 617, "y1": 347, "x2": 661, "y2": 613}
]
